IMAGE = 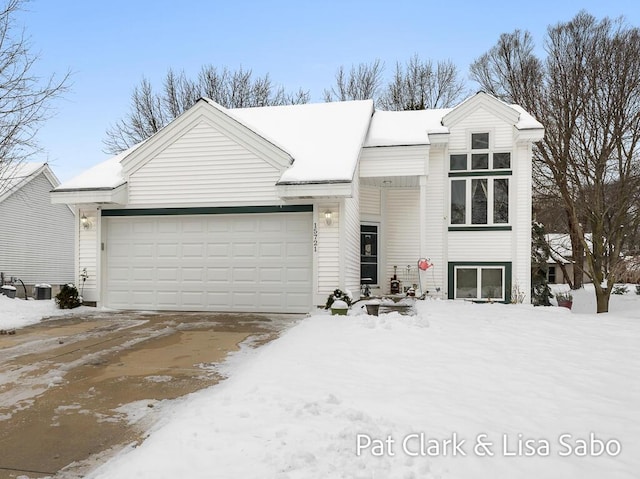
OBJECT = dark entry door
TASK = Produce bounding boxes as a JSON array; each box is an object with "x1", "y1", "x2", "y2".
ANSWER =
[{"x1": 360, "y1": 224, "x2": 378, "y2": 285}]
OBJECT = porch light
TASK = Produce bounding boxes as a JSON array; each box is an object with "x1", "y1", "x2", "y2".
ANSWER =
[
  {"x1": 81, "y1": 214, "x2": 91, "y2": 230},
  {"x1": 324, "y1": 210, "x2": 333, "y2": 226}
]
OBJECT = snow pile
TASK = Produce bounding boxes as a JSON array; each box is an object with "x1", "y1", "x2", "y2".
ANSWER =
[
  {"x1": 89, "y1": 300, "x2": 640, "y2": 479},
  {"x1": 0, "y1": 295, "x2": 94, "y2": 330}
]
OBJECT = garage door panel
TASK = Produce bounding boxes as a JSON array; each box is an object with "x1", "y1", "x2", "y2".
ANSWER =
[
  {"x1": 286, "y1": 267, "x2": 312, "y2": 283},
  {"x1": 133, "y1": 268, "x2": 154, "y2": 281},
  {"x1": 287, "y1": 242, "x2": 310, "y2": 258},
  {"x1": 207, "y1": 267, "x2": 231, "y2": 282},
  {"x1": 158, "y1": 221, "x2": 179, "y2": 233},
  {"x1": 207, "y1": 243, "x2": 230, "y2": 258},
  {"x1": 157, "y1": 244, "x2": 179, "y2": 258},
  {"x1": 182, "y1": 243, "x2": 205, "y2": 258},
  {"x1": 105, "y1": 212, "x2": 312, "y2": 313},
  {"x1": 133, "y1": 221, "x2": 154, "y2": 234},
  {"x1": 260, "y1": 268, "x2": 283, "y2": 283},
  {"x1": 260, "y1": 242, "x2": 283, "y2": 258},
  {"x1": 232, "y1": 243, "x2": 257, "y2": 257},
  {"x1": 182, "y1": 267, "x2": 205, "y2": 282}
]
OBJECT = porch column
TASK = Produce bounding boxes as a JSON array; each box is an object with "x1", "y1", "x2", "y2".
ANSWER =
[{"x1": 419, "y1": 175, "x2": 428, "y2": 257}]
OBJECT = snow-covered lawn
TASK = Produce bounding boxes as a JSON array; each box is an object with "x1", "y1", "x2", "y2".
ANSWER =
[
  {"x1": 0, "y1": 295, "x2": 96, "y2": 330},
  {"x1": 83, "y1": 290, "x2": 639, "y2": 479}
]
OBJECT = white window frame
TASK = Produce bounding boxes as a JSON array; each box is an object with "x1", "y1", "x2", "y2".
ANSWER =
[
  {"x1": 453, "y1": 265, "x2": 506, "y2": 301},
  {"x1": 449, "y1": 176, "x2": 510, "y2": 226}
]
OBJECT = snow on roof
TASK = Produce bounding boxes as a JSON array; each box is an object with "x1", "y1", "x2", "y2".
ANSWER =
[
  {"x1": 230, "y1": 100, "x2": 374, "y2": 183},
  {"x1": 364, "y1": 108, "x2": 451, "y2": 147},
  {"x1": 54, "y1": 94, "x2": 542, "y2": 191},
  {"x1": 510, "y1": 104, "x2": 544, "y2": 130},
  {"x1": 0, "y1": 161, "x2": 43, "y2": 188},
  {"x1": 546, "y1": 233, "x2": 593, "y2": 262},
  {"x1": 0, "y1": 162, "x2": 48, "y2": 201},
  {"x1": 54, "y1": 142, "x2": 144, "y2": 191}
]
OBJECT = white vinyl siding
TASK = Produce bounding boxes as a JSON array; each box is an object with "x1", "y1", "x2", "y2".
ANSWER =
[
  {"x1": 447, "y1": 230, "x2": 512, "y2": 262},
  {"x1": 383, "y1": 189, "x2": 421, "y2": 294},
  {"x1": 128, "y1": 121, "x2": 283, "y2": 206},
  {"x1": 103, "y1": 213, "x2": 312, "y2": 313},
  {"x1": 0, "y1": 173, "x2": 74, "y2": 285},
  {"x1": 512, "y1": 142, "x2": 533, "y2": 301},
  {"x1": 342, "y1": 173, "x2": 360, "y2": 295},
  {"x1": 447, "y1": 108, "x2": 513, "y2": 151},
  {"x1": 78, "y1": 208, "x2": 99, "y2": 299},
  {"x1": 360, "y1": 185, "x2": 381, "y2": 217},
  {"x1": 360, "y1": 145, "x2": 429, "y2": 177},
  {"x1": 316, "y1": 203, "x2": 340, "y2": 301},
  {"x1": 424, "y1": 153, "x2": 445, "y2": 293}
]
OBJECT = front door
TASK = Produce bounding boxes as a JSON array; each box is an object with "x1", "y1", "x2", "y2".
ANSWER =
[{"x1": 360, "y1": 224, "x2": 378, "y2": 285}]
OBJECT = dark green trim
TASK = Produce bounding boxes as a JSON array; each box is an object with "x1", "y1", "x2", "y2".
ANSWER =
[
  {"x1": 101, "y1": 205, "x2": 313, "y2": 217},
  {"x1": 447, "y1": 261, "x2": 513, "y2": 303},
  {"x1": 448, "y1": 170, "x2": 512, "y2": 178},
  {"x1": 448, "y1": 225, "x2": 512, "y2": 232}
]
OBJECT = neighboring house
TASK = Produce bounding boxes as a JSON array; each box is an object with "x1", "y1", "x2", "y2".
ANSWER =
[
  {"x1": 0, "y1": 162, "x2": 75, "y2": 294},
  {"x1": 545, "y1": 233, "x2": 591, "y2": 285},
  {"x1": 51, "y1": 92, "x2": 544, "y2": 313}
]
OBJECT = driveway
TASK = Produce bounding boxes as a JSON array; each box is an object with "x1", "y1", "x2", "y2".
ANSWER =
[{"x1": 0, "y1": 310, "x2": 301, "y2": 478}]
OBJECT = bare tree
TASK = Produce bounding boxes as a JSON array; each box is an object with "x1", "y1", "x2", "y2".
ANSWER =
[
  {"x1": 104, "y1": 65, "x2": 310, "y2": 154},
  {"x1": 471, "y1": 11, "x2": 640, "y2": 312},
  {"x1": 0, "y1": 0, "x2": 70, "y2": 195},
  {"x1": 379, "y1": 55, "x2": 466, "y2": 110},
  {"x1": 323, "y1": 60, "x2": 384, "y2": 102}
]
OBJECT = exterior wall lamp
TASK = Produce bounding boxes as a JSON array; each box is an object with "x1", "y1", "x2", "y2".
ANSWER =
[
  {"x1": 324, "y1": 210, "x2": 333, "y2": 226},
  {"x1": 81, "y1": 214, "x2": 92, "y2": 230}
]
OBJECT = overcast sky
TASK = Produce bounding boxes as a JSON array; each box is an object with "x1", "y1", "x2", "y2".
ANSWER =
[{"x1": 18, "y1": 0, "x2": 640, "y2": 182}]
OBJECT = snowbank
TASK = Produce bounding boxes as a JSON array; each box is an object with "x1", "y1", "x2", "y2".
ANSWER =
[
  {"x1": 0, "y1": 295, "x2": 95, "y2": 330},
  {"x1": 89, "y1": 300, "x2": 640, "y2": 479}
]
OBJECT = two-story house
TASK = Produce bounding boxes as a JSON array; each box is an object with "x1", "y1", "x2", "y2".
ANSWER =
[{"x1": 50, "y1": 92, "x2": 543, "y2": 313}]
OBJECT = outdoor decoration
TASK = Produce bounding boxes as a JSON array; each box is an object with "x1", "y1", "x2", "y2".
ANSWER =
[
  {"x1": 556, "y1": 291, "x2": 573, "y2": 309},
  {"x1": 325, "y1": 289, "x2": 352, "y2": 315}
]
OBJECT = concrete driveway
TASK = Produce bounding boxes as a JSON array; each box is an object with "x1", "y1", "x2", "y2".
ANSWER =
[{"x1": 0, "y1": 310, "x2": 301, "y2": 478}]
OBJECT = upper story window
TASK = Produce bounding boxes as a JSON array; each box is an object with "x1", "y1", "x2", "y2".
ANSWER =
[{"x1": 449, "y1": 132, "x2": 512, "y2": 229}]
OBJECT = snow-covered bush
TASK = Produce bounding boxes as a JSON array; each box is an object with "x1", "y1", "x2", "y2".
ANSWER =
[
  {"x1": 55, "y1": 284, "x2": 82, "y2": 309},
  {"x1": 612, "y1": 284, "x2": 629, "y2": 295}
]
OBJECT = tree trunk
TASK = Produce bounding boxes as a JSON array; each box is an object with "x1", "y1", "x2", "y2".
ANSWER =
[{"x1": 595, "y1": 289, "x2": 610, "y2": 313}]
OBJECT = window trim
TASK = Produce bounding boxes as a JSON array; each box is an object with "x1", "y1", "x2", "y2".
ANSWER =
[
  {"x1": 447, "y1": 262, "x2": 512, "y2": 303},
  {"x1": 448, "y1": 176, "x2": 511, "y2": 228}
]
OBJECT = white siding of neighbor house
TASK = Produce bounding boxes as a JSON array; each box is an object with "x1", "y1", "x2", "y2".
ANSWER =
[
  {"x1": 78, "y1": 208, "x2": 99, "y2": 299},
  {"x1": 342, "y1": 174, "x2": 360, "y2": 296},
  {"x1": 128, "y1": 121, "x2": 283, "y2": 206},
  {"x1": 360, "y1": 185, "x2": 381, "y2": 218},
  {"x1": 447, "y1": 107, "x2": 513, "y2": 152},
  {"x1": 316, "y1": 202, "x2": 340, "y2": 304},
  {"x1": 0, "y1": 172, "x2": 74, "y2": 285},
  {"x1": 383, "y1": 188, "x2": 421, "y2": 294},
  {"x1": 360, "y1": 146, "x2": 428, "y2": 177}
]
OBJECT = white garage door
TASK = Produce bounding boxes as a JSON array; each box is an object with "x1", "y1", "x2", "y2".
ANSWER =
[{"x1": 104, "y1": 213, "x2": 312, "y2": 313}]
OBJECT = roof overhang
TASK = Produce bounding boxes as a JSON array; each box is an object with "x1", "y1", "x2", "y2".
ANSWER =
[
  {"x1": 277, "y1": 181, "x2": 353, "y2": 199},
  {"x1": 50, "y1": 183, "x2": 128, "y2": 205},
  {"x1": 514, "y1": 126, "x2": 545, "y2": 144}
]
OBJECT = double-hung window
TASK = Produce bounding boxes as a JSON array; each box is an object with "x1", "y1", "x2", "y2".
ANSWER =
[{"x1": 449, "y1": 133, "x2": 511, "y2": 230}]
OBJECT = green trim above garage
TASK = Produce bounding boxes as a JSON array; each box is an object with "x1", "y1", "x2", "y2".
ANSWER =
[{"x1": 101, "y1": 205, "x2": 313, "y2": 217}]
